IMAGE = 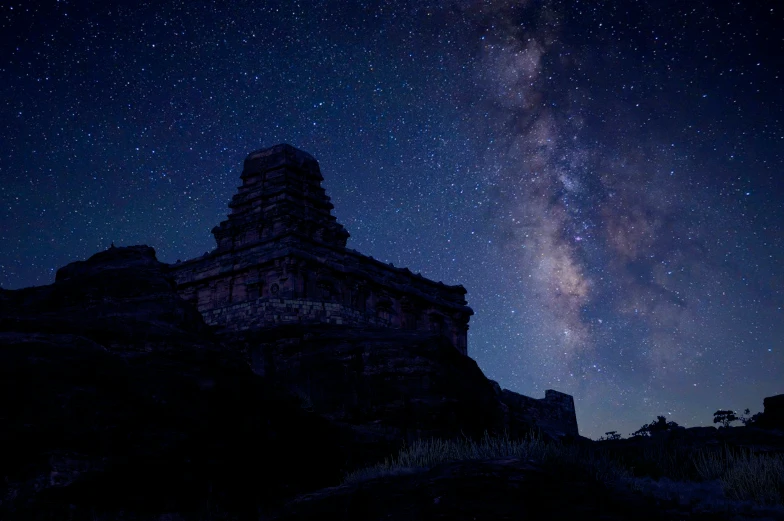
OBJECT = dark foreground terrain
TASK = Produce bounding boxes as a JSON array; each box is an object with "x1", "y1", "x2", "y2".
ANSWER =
[{"x1": 1, "y1": 246, "x2": 782, "y2": 520}]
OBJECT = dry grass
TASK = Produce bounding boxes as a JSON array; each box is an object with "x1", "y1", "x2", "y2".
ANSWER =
[
  {"x1": 342, "y1": 431, "x2": 784, "y2": 508},
  {"x1": 693, "y1": 446, "x2": 784, "y2": 505},
  {"x1": 342, "y1": 430, "x2": 630, "y2": 485}
]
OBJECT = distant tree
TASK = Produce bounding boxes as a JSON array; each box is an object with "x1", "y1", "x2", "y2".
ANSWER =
[
  {"x1": 648, "y1": 416, "x2": 668, "y2": 434},
  {"x1": 600, "y1": 431, "x2": 621, "y2": 441},
  {"x1": 713, "y1": 409, "x2": 739, "y2": 428},
  {"x1": 740, "y1": 408, "x2": 764, "y2": 427},
  {"x1": 631, "y1": 415, "x2": 680, "y2": 438}
]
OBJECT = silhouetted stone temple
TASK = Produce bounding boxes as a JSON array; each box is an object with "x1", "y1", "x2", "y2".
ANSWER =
[{"x1": 171, "y1": 144, "x2": 473, "y2": 354}]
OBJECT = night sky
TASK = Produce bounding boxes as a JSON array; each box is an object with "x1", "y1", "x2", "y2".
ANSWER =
[{"x1": 2, "y1": 0, "x2": 782, "y2": 439}]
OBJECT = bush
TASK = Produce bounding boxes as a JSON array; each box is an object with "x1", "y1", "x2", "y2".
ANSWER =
[
  {"x1": 630, "y1": 415, "x2": 680, "y2": 438},
  {"x1": 694, "y1": 446, "x2": 784, "y2": 505}
]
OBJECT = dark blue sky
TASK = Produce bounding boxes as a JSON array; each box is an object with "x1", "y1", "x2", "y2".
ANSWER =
[{"x1": 2, "y1": 0, "x2": 782, "y2": 439}]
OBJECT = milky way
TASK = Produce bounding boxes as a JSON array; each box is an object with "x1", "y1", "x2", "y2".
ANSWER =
[{"x1": 1, "y1": 0, "x2": 782, "y2": 438}]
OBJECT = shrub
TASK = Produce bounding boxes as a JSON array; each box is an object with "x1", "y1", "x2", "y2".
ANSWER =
[
  {"x1": 741, "y1": 410, "x2": 764, "y2": 427},
  {"x1": 630, "y1": 415, "x2": 680, "y2": 438},
  {"x1": 694, "y1": 446, "x2": 784, "y2": 505}
]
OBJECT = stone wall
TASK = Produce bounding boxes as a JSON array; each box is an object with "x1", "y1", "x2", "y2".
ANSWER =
[
  {"x1": 172, "y1": 245, "x2": 472, "y2": 355},
  {"x1": 492, "y1": 385, "x2": 579, "y2": 438}
]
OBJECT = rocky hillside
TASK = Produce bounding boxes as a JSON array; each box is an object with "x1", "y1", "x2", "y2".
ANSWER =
[
  {"x1": 0, "y1": 246, "x2": 360, "y2": 519},
  {"x1": 0, "y1": 246, "x2": 781, "y2": 520}
]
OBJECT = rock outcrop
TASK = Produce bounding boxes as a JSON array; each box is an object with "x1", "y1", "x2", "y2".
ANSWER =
[
  {"x1": 0, "y1": 245, "x2": 209, "y2": 352},
  {"x1": 1, "y1": 244, "x2": 781, "y2": 520},
  {"x1": 762, "y1": 394, "x2": 784, "y2": 430},
  {"x1": 0, "y1": 245, "x2": 579, "y2": 520},
  {"x1": 228, "y1": 324, "x2": 538, "y2": 451},
  {"x1": 0, "y1": 247, "x2": 354, "y2": 519}
]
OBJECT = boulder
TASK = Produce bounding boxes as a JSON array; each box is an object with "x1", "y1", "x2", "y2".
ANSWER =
[{"x1": 762, "y1": 394, "x2": 784, "y2": 429}]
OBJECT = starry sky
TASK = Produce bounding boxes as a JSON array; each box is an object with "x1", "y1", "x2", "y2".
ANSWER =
[{"x1": 2, "y1": 0, "x2": 782, "y2": 439}]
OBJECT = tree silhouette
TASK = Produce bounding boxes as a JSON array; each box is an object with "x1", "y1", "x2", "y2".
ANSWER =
[
  {"x1": 631, "y1": 415, "x2": 680, "y2": 437},
  {"x1": 600, "y1": 431, "x2": 621, "y2": 440},
  {"x1": 738, "y1": 408, "x2": 763, "y2": 426},
  {"x1": 743, "y1": 411, "x2": 765, "y2": 426},
  {"x1": 713, "y1": 410, "x2": 739, "y2": 428}
]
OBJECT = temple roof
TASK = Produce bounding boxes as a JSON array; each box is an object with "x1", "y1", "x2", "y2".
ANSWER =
[
  {"x1": 211, "y1": 143, "x2": 349, "y2": 251},
  {"x1": 242, "y1": 143, "x2": 321, "y2": 180}
]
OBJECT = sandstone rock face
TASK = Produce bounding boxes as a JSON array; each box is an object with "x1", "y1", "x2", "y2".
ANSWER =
[
  {"x1": 171, "y1": 144, "x2": 473, "y2": 355},
  {"x1": 4, "y1": 246, "x2": 780, "y2": 520},
  {"x1": 0, "y1": 246, "x2": 362, "y2": 519},
  {"x1": 0, "y1": 245, "x2": 579, "y2": 519},
  {"x1": 0, "y1": 146, "x2": 583, "y2": 519},
  {"x1": 1, "y1": 245, "x2": 209, "y2": 352},
  {"x1": 228, "y1": 324, "x2": 573, "y2": 448}
]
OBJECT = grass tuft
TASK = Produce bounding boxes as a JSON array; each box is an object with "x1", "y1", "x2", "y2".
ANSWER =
[
  {"x1": 342, "y1": 431, "x2": 784, "y2": 509},
  {"x1": 342, "y1": 430, "x2": 630, "y2": 486},
  {"x1": 694, "y1": 446, "x2": 784, "y2": 505}
]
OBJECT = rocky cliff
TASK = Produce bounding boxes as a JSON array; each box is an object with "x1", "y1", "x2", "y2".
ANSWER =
[
  {"x1": 0, "y1": 246, "x2": 358, "y2": 519},
  {"x1": 2, "y1": 246, "x2": 780, "y2": 520},
  {"x1": 0, "y1": 246, "x2": 578, "y2": 520}
]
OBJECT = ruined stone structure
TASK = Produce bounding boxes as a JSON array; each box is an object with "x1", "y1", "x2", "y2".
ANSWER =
[
  {"x1": 494, "y1": 386, "x2": 579, "y2": 439},
  {"x1": 171, "y1": 144, "x2": 473, "y2": 354}
]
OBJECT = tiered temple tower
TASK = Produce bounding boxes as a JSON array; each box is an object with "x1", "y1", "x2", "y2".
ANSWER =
[
  {"x1": 211, "y1": 145, "x2": 350, "y2": 252},
  {"x1": 171, "y1": 144, "x2": 473, "y2": 354}
]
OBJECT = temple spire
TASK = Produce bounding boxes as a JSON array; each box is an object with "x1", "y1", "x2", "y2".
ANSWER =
[{"x1": 211, "y1": 144, "x2": 350, "y2": 251}]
